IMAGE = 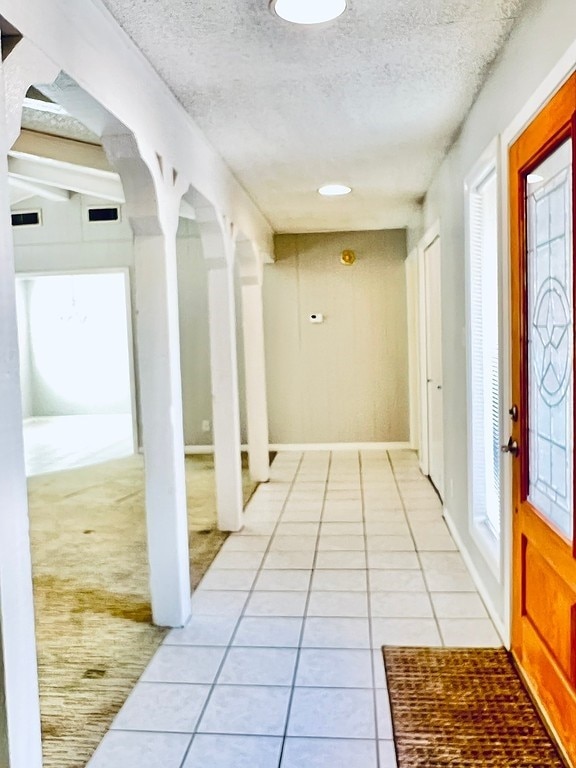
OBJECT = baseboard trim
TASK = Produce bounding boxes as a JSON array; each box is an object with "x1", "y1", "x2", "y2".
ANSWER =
[
  {"x1": 268, "y1": 442, "x2": 412, "y2": 452},
  {"x1": 185, "y1": 444, "x2": 249, "y2": 454},
  {"x1": 185, "y1": 442, "x2": 412, "y2": 454},
  {"x1": 443, "y1": 507, "x2": 508, "y2": 646}
]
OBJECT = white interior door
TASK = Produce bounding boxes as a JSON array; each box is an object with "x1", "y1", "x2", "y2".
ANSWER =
[{"x1": 424, "y1": 235, "x2": 444, "y2": 497}]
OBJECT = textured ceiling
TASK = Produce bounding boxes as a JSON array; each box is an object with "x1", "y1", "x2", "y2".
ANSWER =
[
  {"x1": 93, "y1": 0, "x2": 529, "y2": 231},
  {"x1": 21, "y1": 109, "x2": 101, "y2": 145}
]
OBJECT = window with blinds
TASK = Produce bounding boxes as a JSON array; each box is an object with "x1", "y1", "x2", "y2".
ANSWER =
[{"x1": 466, "y1": 155, "x2": 501, "y2": 574}]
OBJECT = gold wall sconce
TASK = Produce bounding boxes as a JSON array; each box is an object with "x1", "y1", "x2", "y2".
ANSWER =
[{"x1": 340, "y1": 249, "x2": 356, "y2": 266}]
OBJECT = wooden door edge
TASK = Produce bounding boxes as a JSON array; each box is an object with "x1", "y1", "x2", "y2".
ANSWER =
[{"x1": 511, "y1": 649, "x2": 575, "y2": 768}]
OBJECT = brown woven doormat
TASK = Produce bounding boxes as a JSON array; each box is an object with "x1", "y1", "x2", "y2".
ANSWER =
[{"x1": 382, "y1": 646, "x2": 564, "y2": 767}]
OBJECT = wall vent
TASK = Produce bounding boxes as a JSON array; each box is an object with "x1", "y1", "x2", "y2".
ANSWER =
[
  {"x1": 88, "y1": 206, "x2": 120, "y2": 223},
  {"x1": 11, "y1": 210, "x2": 41, "y2": 227}
]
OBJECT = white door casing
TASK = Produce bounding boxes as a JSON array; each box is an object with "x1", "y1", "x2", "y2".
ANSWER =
[{"x1": 419, "y1": 225, "x2": 444, "y2": 497}]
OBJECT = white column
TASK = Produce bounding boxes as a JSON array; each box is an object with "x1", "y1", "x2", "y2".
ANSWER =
[
  {"x1": 133, "y1": 226, "x2": 192, "y2": 626},
  {"x1": 0, "y1": 57, "x2": 43, "y2": 768},
  {"x1": 198, "y1": 210, "x2": 244, "y2": 531},
  {"x1": 238, "y1": 245, "x2": 270, "y2": 482},
  {"x1": 105, "y1": 135, "x2": 191, "y2": 627}
]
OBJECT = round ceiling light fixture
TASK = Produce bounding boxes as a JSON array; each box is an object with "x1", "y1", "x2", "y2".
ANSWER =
[
  {"x1": 318, "y1": 183, "x2": 352, "y2": 196},
  {"x1": 271, "y1": 0, "x2": 347, "y2": 25}
]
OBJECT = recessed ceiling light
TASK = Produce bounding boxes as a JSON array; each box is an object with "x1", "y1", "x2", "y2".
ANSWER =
[
  {"x1": 318, "y1": 184, "x2": 352, "y2": 196},
  {"x1": 271, "y1": 0, "x2": 347, "y2": 25},
  {"x1": 527, "y1": 173, "x2": 544, "y2": 184}
]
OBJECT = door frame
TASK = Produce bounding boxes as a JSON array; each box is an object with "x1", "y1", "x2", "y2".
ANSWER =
[
  {"x1": 15, "y1": 267, "x2": 139, "y2": 454},
  {"x1": 464, "y1": 136, "x2": 504, "y2": 581},
  {"x1": 417, "y1": 221, "x2": 442, "y2": 486},
  {"x1": 499, "y1": 54, "x2": 576, "y2": 647},
  {"x1": 405, "y1": 248, "x2": 421, "y2": 451},
  {"x1": 507, "y1": 75, "x2": 576, "y2": 764}
]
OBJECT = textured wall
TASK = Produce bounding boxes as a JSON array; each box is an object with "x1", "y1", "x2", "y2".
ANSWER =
[
  {"x1": 264, "y1": 230, "x2": 409, "y2": 444},
  {"x1": 412, "y1": 0, "x2": 576, "y2": 628}
]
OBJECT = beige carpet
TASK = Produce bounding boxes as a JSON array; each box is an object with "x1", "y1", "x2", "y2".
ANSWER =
[{"x1": 28, "y1": 453, "x2": 257, "y2": 768}]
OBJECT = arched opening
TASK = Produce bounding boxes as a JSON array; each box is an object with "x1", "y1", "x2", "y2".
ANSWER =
[
  {"x1": 6, "y1": 66, "x2": 265, "y2": 766},
  {"x1": 7, "y1": 69, "x2": 193, "y2": 766},
  {"x1": 175, "y1": 193, "x2": 258, "y2": 566},
  {"x1": 12, "y1": 71, "x2": 163, "y2": 768}
]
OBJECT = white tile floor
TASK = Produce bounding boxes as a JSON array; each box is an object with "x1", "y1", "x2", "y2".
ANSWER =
[{"x1": 86, "y1": 450, "x2": 501, "y2": 768}]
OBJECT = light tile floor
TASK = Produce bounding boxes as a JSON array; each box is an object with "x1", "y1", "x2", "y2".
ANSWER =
[{"x1": 86, "y1": 450, "x2": 501, "y2": 768}]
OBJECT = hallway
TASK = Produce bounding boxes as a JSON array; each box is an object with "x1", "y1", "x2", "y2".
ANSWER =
[{"x1": 86, "y1": 450, "x2": 500, "y2": 768}]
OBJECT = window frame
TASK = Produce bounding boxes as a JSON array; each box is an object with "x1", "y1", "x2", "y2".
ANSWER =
[{"x1": 465, "y1": 138, "x2": 503, "y2": 580}]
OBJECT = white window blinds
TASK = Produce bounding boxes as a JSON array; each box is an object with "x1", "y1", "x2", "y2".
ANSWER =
[{"x1": 467, "y1": 161, "x2": 502, "y2": 568}]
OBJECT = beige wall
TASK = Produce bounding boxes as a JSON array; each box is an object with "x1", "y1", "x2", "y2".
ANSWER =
[{"x1": 264, "y1": 230, "x2": 409, "y2": 445}]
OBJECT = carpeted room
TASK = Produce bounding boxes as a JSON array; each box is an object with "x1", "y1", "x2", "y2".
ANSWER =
[{"x1": 27, "y1": 453, "x2": 256, "y2": 768}]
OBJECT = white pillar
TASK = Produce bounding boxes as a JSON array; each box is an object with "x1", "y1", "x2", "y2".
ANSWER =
[
  {"x1": 133, "y1": 227, "x2": 191, "y2": 625},
  {"x1": 0, "y1": 49, "x2": 44, "y2": 768},
  {"x1": 237, "y1": 241, "x2": 270, "y2": 482},
  {"x1": 196, "y1": 206, "x2": 244, "y2": 531},
  {"x1": 105, "y1": 135, "x2": 191, "y2": 627}
]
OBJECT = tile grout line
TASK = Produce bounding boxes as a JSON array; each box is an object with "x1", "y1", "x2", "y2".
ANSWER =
[
  {"x1": 387, "y1": 453, "x2": 445, "y2": 647},
  {"x1": 176, "y1": 453, "x2": 306, "y2": 768},
  {"x1": 104, "y1": 452, "x2": 460, "y2": 767},
  {"x1": 276, "y1": 451, "x2": 332, "y2": 767},
  {"x1": 359, "y1": 448, "x2": 383, "y2": 768},
  {"x1": 95, "y1": 452, "x2": 497, "y2": 768},
  {"x1": 391, "y1": 458, "x2": 499, "y2": 645}
]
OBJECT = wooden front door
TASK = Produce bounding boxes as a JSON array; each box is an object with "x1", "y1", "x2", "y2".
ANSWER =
[{"x1": 510, "y1": 72, "x2": 576, "y2": 763}]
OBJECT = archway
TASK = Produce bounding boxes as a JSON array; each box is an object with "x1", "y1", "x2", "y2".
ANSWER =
[{"x1": 3, "y1": 52, "x2": 192, "y2": 766}]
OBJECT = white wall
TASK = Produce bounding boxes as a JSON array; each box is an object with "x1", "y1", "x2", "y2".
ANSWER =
[
  {"x1": 233, "y1": 259, "x2": 249, "y2": 446},
  {"x1": 13, "y1": 194, "x2": 136, "y2": 418},
  {"x1": 264, "y1": 230, "x2": 409, "y2": 445},
  {"x1": 175, "y1": 220, "x2": 212, "y2": 446},
  {"x1": 19, "y1": 273, "x2": 132, "y2": 417},
  {"x1": 405, "y1": 250, "x2": 420, "y2": 450},
  {"x1": 0, "y1": 637, "x2": 7, "y2": 767},
  {"x1": 175, "y1": 218, "x2": 248, "y2": 446},
  {"x1": 14, "y1": 279, "x2": 32, "y2": 419},
  {"x1": 413, "y1": 0, "x2": 576, "y2": 631},
  {"x1": 12, "y1": 194, "x2": 233, "y2": 445}
]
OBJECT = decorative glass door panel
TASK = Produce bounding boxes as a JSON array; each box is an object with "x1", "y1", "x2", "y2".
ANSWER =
[
  {"x1": 510, "y1": 73, "x2": 576, "y2": 764},
  {"x1": 526, "y1": 139, "x2": 574, "y2": 541}
]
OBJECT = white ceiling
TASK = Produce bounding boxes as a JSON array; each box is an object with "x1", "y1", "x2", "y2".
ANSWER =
[
  {"x1": 45, "y1": 0, "x2": 533, "y2": 232},
  {"x1": 21, "y1": 107, "x2": 101, "y2": 145}
]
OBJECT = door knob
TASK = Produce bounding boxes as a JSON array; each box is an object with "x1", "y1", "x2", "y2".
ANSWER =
[{"x1": 501, "y1": 437, "x2": 519, "y2": 457}]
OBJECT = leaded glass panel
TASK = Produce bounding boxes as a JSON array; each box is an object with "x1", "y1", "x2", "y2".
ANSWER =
[{"x1": 527, "y1": 139, "x2": 574, "y2": 540}]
